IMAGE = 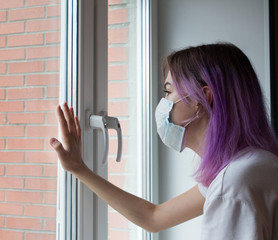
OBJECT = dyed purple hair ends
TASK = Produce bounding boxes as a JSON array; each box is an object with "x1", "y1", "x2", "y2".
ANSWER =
[{"x1": 164, "y1": 43, "x2": 278, "y2": 187}]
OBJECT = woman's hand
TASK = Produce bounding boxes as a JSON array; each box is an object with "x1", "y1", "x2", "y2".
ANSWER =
[
  {"x1": 49, "y1": 103, "x2": 204, "y2": 233},
  {"x1": 50, "y1": 102, "x2": 86, "y2": 174}
]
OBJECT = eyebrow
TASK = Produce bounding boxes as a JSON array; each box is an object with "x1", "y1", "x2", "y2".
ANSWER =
[{"x1": 164, "y1": 82, "x2": 172, "y2": 89}]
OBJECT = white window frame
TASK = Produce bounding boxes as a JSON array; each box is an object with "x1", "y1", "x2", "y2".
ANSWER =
[{"x1": 57, "y1": 0, "x2": 158, "y2": 239}]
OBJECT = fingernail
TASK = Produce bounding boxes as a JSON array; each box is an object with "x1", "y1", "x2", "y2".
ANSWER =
[{"x1": 50, "y1": 138, "x2": 58, "y2": 147}]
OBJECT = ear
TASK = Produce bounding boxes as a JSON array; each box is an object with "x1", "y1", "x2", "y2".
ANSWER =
[{"x1": 202, "y1": 86, "x2": 213, "y2": 106}]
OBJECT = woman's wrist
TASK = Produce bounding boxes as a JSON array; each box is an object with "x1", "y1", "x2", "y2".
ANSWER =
[{"x1": 71, "y1": 160, "x2": 90, "y2": 177}]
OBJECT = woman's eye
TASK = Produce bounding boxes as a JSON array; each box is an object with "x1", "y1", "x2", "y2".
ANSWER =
[{"x1": 163, "y1": 90, "x2": 170, "y2": 94}]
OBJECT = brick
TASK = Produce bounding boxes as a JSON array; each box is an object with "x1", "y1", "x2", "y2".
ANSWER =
[
  {"x1": 26, "y1": 99, "x2": 59, "y2": 111},
  {"x1": 0, "y1": 177, "x2": 24, "y2": 189},
  {"x1": 27, "y1": 126, "x2": 58, "y2": 137},
  {"x1": 0, "y1": 36, "x2": 6, "y2": 47},
  {"x1": 25, "y1": 178, "x2": 57, "y2": 191},
  {"x1": 0, "y1": 230, "x2": 23, "y2": 240},
  {"x1": 109, "y1": 138, "x2": 127, "y2": 155},
  {"x1": 0, "y1": 76, "x2": 24, "y2": 87},
  {"x1": 0, "y1": 48, "x2": 25, "y2": 61},
  {"x1": 0, "y1": 63, "x2": 6, "y2": 74},
  {"x1": 47, "y1": 5, "x2": 61, "y2": 17},
  {"x1": 108, "y1": 157, "x2": 126, "y2": 173},
  {"x1": 108, "y1": 28, "x2": 128, "y2": 44},
  {"x1": 45, "y1": 139, "x2": 55, "y2": 150},
  {"x1": 108, "y1": 82, "x2": 128, "y2": 98},
  {"x1": 108, "y1": 101, "x2": 128, "y2": 116},
  {"x1": 0, "y1": 203, "x2": 23, "y2": 215},
  {"x1": 44, "y1": 165, "x2": 57, "y2": 177},
  {"x1": 46, "y1": 59, "x2": 60, "y2": 72},
  {"x1": 108, "y1": 230, "x2": 129, "y2": 240},
  {"x1": 26, "y1": 233, "x2": 56, "y2": 240},
  {"x1": 0, "y1": 0, "x2": 24, "y2": 10},
  {"x1": 0, "y1": 11, "x2": 7, "y2": 22},
  {"x1": 25, "y1": 205, "x2": 56, "y2": 218},
  {"x1": 108, "y1": 47, "x2": 128, "y2": 62},
  {"x1": 0, "y1": 113, "x2": 6, "y2": 124},
  {"x1": 44, "y1": 192, "x2": 56, "y2": 204},
  {"x1": 27, "y1": 46, "x2": 60, "y2": 59},
  {"x1": 0, "y1": 89, "x2": 5, "y2": 99},
  {"x1": 6, "y1": 191, "x2": 43, "y2": 203},
  {"x1": 44, "y1": 219, "x2": 56, "y2": 231},
  {"x1": 47, "y1": 86, "x2": 59, "y2": 98},
  {"x1": 27, "y1": 0, "x2": 61, "y2": 6},
  {"x1": 108, "y1": 65, "x2": 127, "y2": 81},
  {"x1": 9, "y1": 61, "x2": 44, "y2": 74},
  {"x1": 6, "y1": 165, "x2": 43, "y2": 177},
  {"x1": 0, "y1": 139, "x2": 4, "y2": 149},
  {"x1": 9, "y1": 7, "x2": 45, "y2": 21},
  {"x1": 0, "y1": 165, "x2": 4, "y2": 175},
  {"x1": 0, "y1": 152, "x2": 24, "y2": 163},
  {"x1": 26, "y1": 74, "x2": 59, "y2": 86},
  {"x1": 26, "y1": 19, "x2": 61, "y2": 32},
  {"x1": 8, "y1": 139, "x2": 44, "y2": 150},
  {"x1": 0, "y1": 22, "x2": 24, "y2": 35},
  {"x1": 46, "y1": 32, "x2": 60, "y2": 44},
  {"x1": 6, "y1": 217, "x2": 42, "y2": 230},
  {"x1": 7, "y1": 88, "x2": 44, "y2": 100},
  {"x1": 0, "y1": 126, "x2": 25, "y2": 137},
  {"x1": 0, "y1": 101, "x2": 24, "y2": 112},
  {"x1": 108, "y1": 211, "x2": 129, "y2": 228},
  {"x1": 0, "y1": 90, "x2": 5, "y2": 99},
  {"x1": 0, "y1": 217, "x2": 4, "y2": 227},
  {"x1": 8, "y1": 113, "x2": 45, "y2": 124},
  {"x1": 8, "y1": 34, "x2": 44, "y2": 47},
  {"x1": 26, "y1": 152, "x2": 57, "y2": 163},
  {"x1": 108, "y1": 8, "x2": 128, "y2": 24},
  {"x1": 46, "y1": 112, "x2": 57, "y2": 124},
  {"x1": 0, "y1": 191, "x2": 4, "y2": 201}
]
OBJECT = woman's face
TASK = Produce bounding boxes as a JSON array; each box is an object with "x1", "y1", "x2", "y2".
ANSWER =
[
  {"x1": 162, "y1": 71, "x2": 210, "y2": 155},
  {"x1": 163, "y1": 71, "x2": 197, "y2": 126}
]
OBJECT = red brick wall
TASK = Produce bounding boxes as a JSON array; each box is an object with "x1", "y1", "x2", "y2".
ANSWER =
[{"x1": 0, "y1": 0, "x2": 60, "y2": 239}]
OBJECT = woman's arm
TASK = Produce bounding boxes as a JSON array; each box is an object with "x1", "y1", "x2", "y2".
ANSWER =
[{"x1": 50, "y1": 103, "x2": 205, "y2": 233}]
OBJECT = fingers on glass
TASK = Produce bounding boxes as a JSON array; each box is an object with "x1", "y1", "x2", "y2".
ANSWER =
[
  {"x1": 75, "y1": 116, "x2": 81, "y2": 139},
  {"x1": 57, "y1": 105, "x2": 69, "y2": 136},
  {"x1": 69, "y1": 107, "x2": 75, "y2": 119},
  {"x1": 62, "y1": 102, "x2": 77, "y2": 135}
]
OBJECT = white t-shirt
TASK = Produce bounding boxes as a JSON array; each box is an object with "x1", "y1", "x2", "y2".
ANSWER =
[{"x1": 198, "y1": 147, "x2": 278, "y2": 240}]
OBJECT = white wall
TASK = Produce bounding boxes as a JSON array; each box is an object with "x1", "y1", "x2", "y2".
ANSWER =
[{"x1": 156, "y1": 0, "x2": 270, "y2": 239}]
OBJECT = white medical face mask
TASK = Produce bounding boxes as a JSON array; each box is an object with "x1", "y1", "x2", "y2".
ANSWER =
[{"x1": 155, "y1": 97, "x2": 199, "y2": 152}]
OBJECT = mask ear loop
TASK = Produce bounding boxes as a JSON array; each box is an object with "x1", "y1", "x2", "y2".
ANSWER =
[
  {"x1": 183, "y1": 107, "x2": 200, "y2": 128},
  {"x1": 174, "y1": 94, "x2": 191, "y2": 104}
]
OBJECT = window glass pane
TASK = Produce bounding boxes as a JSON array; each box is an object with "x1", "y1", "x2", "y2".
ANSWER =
[
  {"x1": 0, "y1": 1, "x2": 62, "y2": 239},
  {"x1": 108, "y1": 0, "x2": 140, "y2": 239}
]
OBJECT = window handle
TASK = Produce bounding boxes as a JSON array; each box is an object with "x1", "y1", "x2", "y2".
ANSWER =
[{"x1": 89, "y1": 112, "x2": 122, "y2": 165}]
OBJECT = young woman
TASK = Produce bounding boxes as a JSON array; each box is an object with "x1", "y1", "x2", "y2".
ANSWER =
[{"x1": 50, "y1": 43, "x2": 278, "y2": 239}]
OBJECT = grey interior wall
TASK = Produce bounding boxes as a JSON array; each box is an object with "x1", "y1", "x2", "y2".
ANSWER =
[{"x1": 156, "y1": 0, "x2": 269, "y2": 239}]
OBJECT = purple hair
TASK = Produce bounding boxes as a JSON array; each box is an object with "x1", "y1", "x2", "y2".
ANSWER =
[{"x1": 164, "y1": 43, "x2": 278, "y2": 187}]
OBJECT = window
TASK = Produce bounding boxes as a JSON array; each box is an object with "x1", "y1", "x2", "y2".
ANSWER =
[
  {"x1": 107, "y1": 1, "x2": 141, "y2": 239},
  {"x1": 78, "y1": 0, "x2": 154, "y2": 239},
  {"x1": 107, "y1": 1, "x2": 155, "y2": 240},
  {"x1": 0, "y1": 0, "x2": 154, "y2": 239}
]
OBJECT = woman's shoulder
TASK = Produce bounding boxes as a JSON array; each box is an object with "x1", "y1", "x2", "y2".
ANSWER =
[
  {"x1": 225, "y1": 147, "x2": 278, "y2": 183},
  {"x1": 221, "y1": 147, "x2": 278, "y2": 201},
  {"x1": 200, "y1": 147, "x2": 278, "y2": 199}
]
